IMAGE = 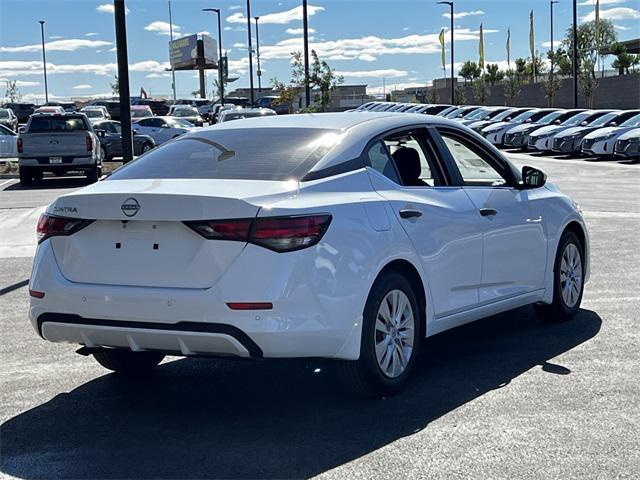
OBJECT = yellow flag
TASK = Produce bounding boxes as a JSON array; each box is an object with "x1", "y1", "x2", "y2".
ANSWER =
[
  {"x1": 439, "y1": 28, "x2": 446, "y2": 71},
  {"x1": 506, "y1": 28, "x2": 511, "y2": 68},
  {"x1": 529, "y1": 10, "x2": 535, "y2": 61},
  {"x1": 479, "y1": 23, "x2": 485, "y2": 71},
  {"x1": 595, "y1": 0, "x2": 600, "y2": 46}
]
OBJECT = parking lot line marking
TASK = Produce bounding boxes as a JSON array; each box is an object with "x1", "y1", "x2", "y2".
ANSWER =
[{"x1": 0, "y1": 179, "x2": 15, "y2": 188}]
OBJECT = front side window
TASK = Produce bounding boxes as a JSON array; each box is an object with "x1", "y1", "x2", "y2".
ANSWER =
[
  {"x1": 109, "y1": 128, "x2": 341, "y2": 181},
  {"x1": 438, "y1": 131, "x2": 508, "y2": 187}
]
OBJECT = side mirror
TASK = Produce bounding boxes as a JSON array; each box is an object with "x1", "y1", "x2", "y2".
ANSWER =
[
  {"x1": 95, "y1": 129, "x2": 106, "y2": 138},
  {"x1": 18, "y1": 126, "x2": 26, "y2": 134},
  {"x1": 580, "y1": 121, "x2": 588, "y2": 126},
  {"x1": 609, "y1": 122, "x2": 617, "y2": 127},
  {"x1": 520, "y1": 166, "x2": 547, "y2": 189},
  {"x1": 525, "y1": 118, "x2": 532, "y2": 123},
  {"x1": 161, "y1": 124, "x2": 171, "y2": 128},
  {"x1": 554, "y1": 119, "x2": 562, "y2": 125}
]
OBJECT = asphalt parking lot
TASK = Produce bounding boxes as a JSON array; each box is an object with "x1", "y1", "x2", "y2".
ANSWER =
[{"x1": 0, "y1": 152, "x2": 638, "y2": 479}]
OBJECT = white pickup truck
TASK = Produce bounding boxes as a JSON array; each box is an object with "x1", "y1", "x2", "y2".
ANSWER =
[{"x1": 17, "y1": 113, "x2": 102, "y2": 186}]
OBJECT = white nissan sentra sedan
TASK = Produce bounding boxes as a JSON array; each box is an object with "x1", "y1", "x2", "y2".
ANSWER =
[{"x1": 29, "y1": 112, "x2": 589, "y2": 397}]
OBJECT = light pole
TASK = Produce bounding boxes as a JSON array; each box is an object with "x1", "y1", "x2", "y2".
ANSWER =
[
  {"x1": 254, "y1": 16, "x2": 262, "y2": 92},
  {"x1": 245, "y1": 0, "x2": 255, "y2": 104},
  {"x1": 203, "y1": 8, "x2": 225, "y2": 104},
  {"x1": 168, "y1": 1, "x2": 177, "y2": 101},
  {"x1": 302, "y1": 0, "x2": 311, "y2": 107},
  {"x1": 572, "y1": 0, "x2": 578, "y2": 107},
  {"x1": 114, "y1": 0, "x2": 133, "y2": 163},
  {"x1": 550, "y1": 0, "x2": 559, "y2": 106},
  {"x1": 437, "y1": 1, "x2": 454, "y2": 105},
  {"x1": 38, "y1": 20, "x2": 48, "y2": 104}
]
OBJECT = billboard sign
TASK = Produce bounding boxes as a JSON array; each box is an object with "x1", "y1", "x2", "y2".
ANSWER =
[
  {"x1": 169, "y1": 34, "x2": 198, "y2": 69},
  {"x1": 201, "y1": 34, "x2": 218, "y2": 64}
]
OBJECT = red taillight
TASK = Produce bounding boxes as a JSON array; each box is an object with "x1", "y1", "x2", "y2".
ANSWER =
[
  {"x1": 85, "y1": 133, "x2": 92, "y2": 152},
  {"x1": 17, "y1": 138, "x2": 23, "y2": 154},
  {"x1": 252, "y1": 215, "x2": 332, "y2": 252},
  {"x1": 184, "y1": 218, "x2": 252, "y2": 241},
  {"x1": 37, "y1": 214, "x2": 94, "y2": 243},
  {"x1": 226, "y1": 302, "x2": 273, "y2": 310},
  {"x1": 29, "y1": 290, "x2": 45, "y2": 299},
  {"x1": 184, "y1": 214, "x2": 332, "y2": 252}
]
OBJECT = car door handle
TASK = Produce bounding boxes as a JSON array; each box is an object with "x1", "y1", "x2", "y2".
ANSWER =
[
  {"x1": 399, "y1": 209, "x2": 422, "y2": 219},
  {"x1": 479, "y1": 208, "x2": 498, "y2": 217}
]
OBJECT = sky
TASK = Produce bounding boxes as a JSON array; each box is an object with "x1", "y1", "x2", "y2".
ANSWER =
[{"x1": 1, "y1": 0, "x2": 639, "y2": 103}]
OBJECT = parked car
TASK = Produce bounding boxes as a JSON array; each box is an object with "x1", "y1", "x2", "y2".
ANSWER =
[
  {"x1": 223, "y1": 97, "x2": 251, "y2": 108},
  {"x1": 211, "y1": 103, "x2": 239, "y2": 123},
  {"x1": 87, "y1": 100, "x2": 121, "y2": 121},
  {"x1": 371, "y1": 102, "x2": 400, "y2": 112},
  {"x1": 481, "y1": 109, "x2": 557, "y2": 146},
  {"x1": 131, "y1": 116, "x2": 196, "y2": 144},
  {"x1": 29, "y1": 112, "x2": 589, "y2": 397},
  {"x1": 93, "y1": 120, "x2": 155, "y2": 161},
  {"x1": 460, "y1": 106, "x2": 511, "y2": 126},
  {"x1": 467, "y1": 108, "x2": 530, "y2": 133},
  {"x1": 33, "y1": 106, "x2": 65, "y2": 115},
  {"x1": 129, "y1": 105, "x2": 154, "y2": 119},
  {"x1": 168, "y1": 105, "x2": 204, "y2": 127},
  {"x1": 0, "y1": 108, "x2": 18, "y2": 131},
  {"x1": 551, "y1": 110, "x2": 636, "y2": 155},
  {"x1": 528, "y1": 110, "x2": 612, "y2": 152},
  {"x1": 0, "y1": 124, "x2": 18, "y2": 158},
  {"x1": 443, "y1": 105, "x2": 482, "y2": 120},
  {"x1": 46, "y1": 101, "x2": 77, "y2": 112},
  {"x1": 504, "y1": 109, "x2": 586, "y2": 149},
  {"x1": 582, "y1": 112, "x2": 640, "y2": 157},
  {"x1": 17, "y1": 113, "x2": 101, "y2": 185},
  {"x1": 435, "y1": 105, "x2": 459, "y2": 117},
  {"x1": 2, "y1": 102, "x2": 35, "y2": 123},
  {"x1": 356, "y1": 101, "x2": 381, "y2": 111},
  {"x1": 80, "y1": 106, "x2": 110, "y2": 125},
  {"x1": 217, "y1": 108, "x2": 277, "y2": 123},
  {"x1": 613, "y1": 128, "x2": 640, "y2": 160},
  {"x1": 256, "y1": 96, "x2": 290, "y2": 115},
  {"x1": 131, "y1": 98, "x2": 170, "y2": 116}
]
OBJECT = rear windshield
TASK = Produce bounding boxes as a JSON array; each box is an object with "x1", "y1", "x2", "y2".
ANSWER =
[
  {"x1": 28, "y1": 116, "x2": 88, "y2": 132},
  {"x1": 0, "y1": 110, "x2": 9, "y2": 118},
  {"x1": 83, "y1": 110, "x2": 104, "y2": 118},
  {"x1": 222, "y1": 111, "x2": 275, "y2": 122},
  {"x1": 109, "y1": 128, "x2": 342, "y2": 181},
  {"x1": 620, "y1": 113, "x2": 640, "y2": 127}
]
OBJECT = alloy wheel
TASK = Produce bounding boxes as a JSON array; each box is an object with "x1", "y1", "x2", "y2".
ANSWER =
[
  {"x1": 560, "y1": 243, "x2": 583, "y2": 308},
  {"x1": 374, "y1": 289, "x2": 415, "y2": 378}
]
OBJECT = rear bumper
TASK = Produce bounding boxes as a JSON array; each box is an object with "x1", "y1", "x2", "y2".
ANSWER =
[
  {"x1": 29, "y1": 238, "x2": 368, "y2": 360},
  {"x1": 19, "y1": 155, "x2": 95, "y2": 168}
]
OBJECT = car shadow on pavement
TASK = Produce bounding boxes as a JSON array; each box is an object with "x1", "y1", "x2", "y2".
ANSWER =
[
  {"x1": 3, "y1": 177, "x2": 91, "y2": 191},
  {"x1": 0, "y1": 306, "x2": 601, "y2": 479}
]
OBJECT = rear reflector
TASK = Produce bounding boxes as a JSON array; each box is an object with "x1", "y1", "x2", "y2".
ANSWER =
[
  {"x1": 226, "y1": 302, "x2": 273, "y2": 310},
  {"x1": 29, "y1": 290, "x2": 45, "y2": 299},
  {"x1": 85, "y1": 133, "x2": 93, "y2": 152},
  {"x1": 37, "y1": 214, "x2": 94, "y2": 243},
  {"x1": 184, "y1": 214, "x2": 332, "y2": 253},
  {"x1": 17, "y1": 138, "x2": 23, "y2": 154}
]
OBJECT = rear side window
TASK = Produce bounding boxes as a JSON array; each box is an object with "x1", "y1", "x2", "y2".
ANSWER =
[
  {"x1": 109, "y1": 128, "x2": 342, "y2": 181},
  {"x1": 28, "y1": 116, "x2": 88, "y2": 132}
]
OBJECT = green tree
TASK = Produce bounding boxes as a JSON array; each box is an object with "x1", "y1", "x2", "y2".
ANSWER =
[
  {"x1": 610, "y1": 43, "x2": 639, "y2": 75},
  {"x1": 309, "y1": 49, "x2": 343, "y2": 111},
  {"x1": 270, "y1": 50, "x2": 305, "y2": 113},
  {"x1": 543, "y1": 73, "x2": 561, "y2": 107},
  {"x1": 563, "y1": 19, "x2": 617, "y2": 78},
  {"x1": 471, "y1": 78, "x2": 490, "y2": 105},
  {"x1": 514, "y1": 58, "x2": 528, "y2": 82},
  {"x1": 459, "y1": 60, "x2": 481, "y2": 84},
  {"x1": 503, "y1": 69, "x2": 522, "y2": 106},
  {"x1": 427, "y1": 86, "x2": 439, "y2": 104},
  {"x1": 110, "y1": 75, "x2": 119, "y2": 95},
  {"x1": 454, "y1": 85, "x2": 466, "y2": 105},
  {"x1": 485, "y1": 64, "x2": 504, "y2": 86},
  {"x1": 579, "y1": 60, "x2": 598, "y2": 108},
  {"x1": 526, "y1": 53, "x2": 547, "y2": 82},
  {"x1": 547, "y1": 48, "x2": 573, "y2": 76},
  {"x1": 4, "y1": 80, "x2": 20, "y2": 102}
]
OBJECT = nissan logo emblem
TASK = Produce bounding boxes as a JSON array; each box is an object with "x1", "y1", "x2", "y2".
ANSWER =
[{"x1": 121, "y1": 197, "x2": 141, "y2": 217}]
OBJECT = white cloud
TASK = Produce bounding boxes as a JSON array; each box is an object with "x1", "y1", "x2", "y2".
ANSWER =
[
  {"x1": 224, "y1": 26, "x2": 232, "y2": 31},
  {"x1": 85, "y1": 32, "x2": 99, "y2": 37},
  {"x1": 0, "y1": 39, "x2": 112, "y2": 53},
  {"x1": 227, "y1": 5, "x2": 324, "y2": 24},
  {"x1": 96, "y1": 4, "x2": 129, "y2": 14},
  {"x1": 0, "y1": 59, "x2": 169, "y2": 78},
  {"x1": 541, "y1": 40, "x2": 563, "y2": 48},
  {"x1": 108, "y1": 47, "x2": 117, "y2": 52},
  {"x1": 614, "y1": 24, "x2": 631, "y2": 30},
  {"x1": 582, "y1": 7, "x2": 640, "y2": 21},
  {"x1": 229, "y1": 5, "x2": 242, "y2": 10},
  {"x1": 336, "y1": 69, "x2": 408, "y2": 79},
  {"x1": 286, "y1": 27, "x2": 315, "y2": 35},
  {"x1": 0, "y1": 79, "x2": 41, "y2": 87},
  {"x1": 145, "y1": 73, "x2": 171, "y2": 78},
  {"x1": 578, "y1": 0, "x2": 626, "y2": 5},
  {"x1": 72, "y1": 84, "x2": 92, "y2": 90},
  {"x1": 144, "y1": 21, "x2": 181, "y2": 36},
  {"x1": 443, "y1": 10, "x2": 485, "y2": 19},
  {"x1": 49, "y1": 35, "x2": 63, "y2": 40}
]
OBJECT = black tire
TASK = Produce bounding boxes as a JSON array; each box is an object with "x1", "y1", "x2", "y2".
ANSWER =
[
  {"x1": 141, "y1": 142, "x2": 153, "y2": 154},
  {"x1": 86, "y1": 164, "x2": 100, "y2": 183},
  {"x1": 19, "y1": 166, "x2": 32, "y2": 186},
  {"x1": 93, "y1": 349, "x2": 165, "y2": 375},
  {"x1": 100, "y1": 145, "x2": 108, "y2": 162},
  {"x1": 535, "y1": 230, "x2": 585, "y2": 321},
  {"x1": 338, "y1": 271, "x2": 421, "y2": 398},
  {"x1": 32, "y1": 169, "x2": 43, "y2": 183}
]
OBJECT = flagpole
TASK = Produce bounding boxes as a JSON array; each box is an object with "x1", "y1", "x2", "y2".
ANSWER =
[{"x1": 168, "y1": 0, "x2": 177, "y2": 101}]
